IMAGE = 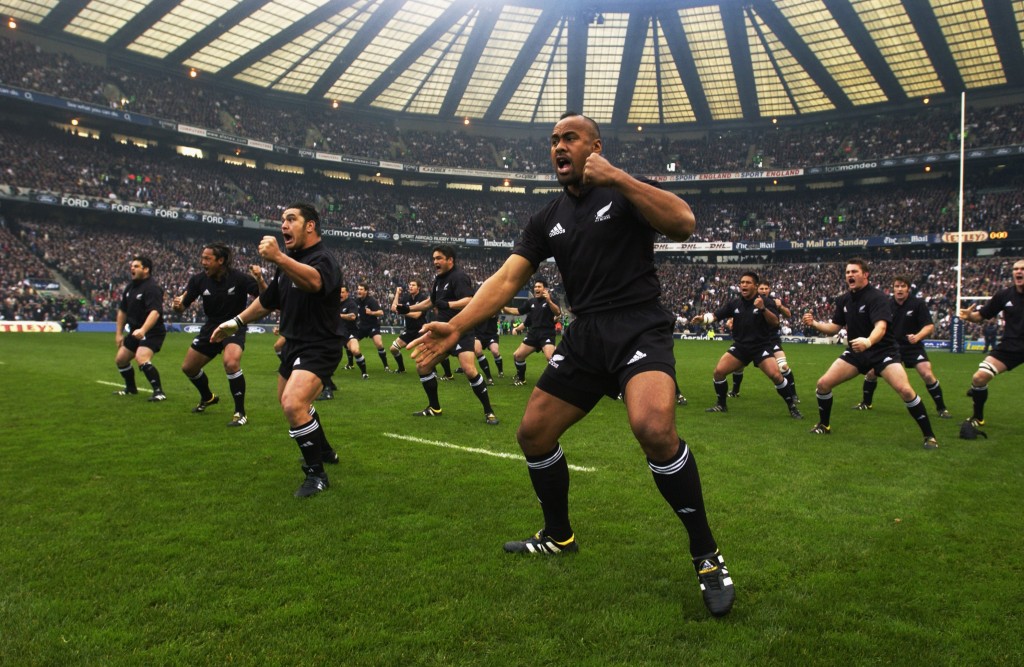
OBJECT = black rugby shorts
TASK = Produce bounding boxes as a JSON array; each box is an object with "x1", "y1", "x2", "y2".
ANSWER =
[
  {"x1": 990, "y1": 346, "x2": 1024, "y2": 371},
  {"x1": 279, "y1": 338, "x2": 342, "y2": 384},
  {"x1": 536, "y1": 301, "x2": 675, "y2": 412},
  {"x1": 897, "y1": 346, "x2": 929, "y2": 368},
  {"x1": 725, "y1": 342, "x2": 777, "y2": 367},
  {"x1": 191, "y1": 329, "x2": 245, "y2": 358},
  {"x1": 839, "y1": 346, "x2": 901, "y2": 376},
  {"x1": 122, "y1": 331, "x2": 165, "y2": 354},
  {"x1": 523, "y1": 331, "x2": 557, "y2": 350}
]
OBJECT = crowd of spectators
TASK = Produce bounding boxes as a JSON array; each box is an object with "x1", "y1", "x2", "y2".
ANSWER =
[
  {"x1": 1, "y1": 215, "x2": 1013, "y2": 345},
  {"x1": 4, "y1": 35, "x2": 1024, "y2": 175},
  {"x1": 2, "y1": 216, "x2": 560, "y2": 327},
  {"x1": 3, "y1": 122, "x2": 1022, "y2": 245}
]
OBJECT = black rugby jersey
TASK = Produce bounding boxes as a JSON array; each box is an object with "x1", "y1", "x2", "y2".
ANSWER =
[
  {"x1": 120, "y1": 276, "x2": 166, "y2": 335},
  {"x1": 338, "y1": 294, "x2": 358, "y2": 336},
  {"x1": 890, "y1": 295, "x2": 932, "y2": 352},
  {"x1": 258, "y1": 241, "x2": 341, "y2": 343},
  {"x1": 713, "y1": 295, "x2": 776, "y2": 347},
  {"x1": 356, "y1": 295, "x2": 382, "y2": 330},
  {"x1": 509, "y1": 297, "x2": 557, "y2": 336},
  {"x1": 430, "y1": 266, "x2": 473, "y2": 323},
  {"x1": 181, "y1": 268, "x2": 259, "y2": 332},
  {"x1": 401, "y1": 290, "x2": 427, "y2": 334},
  {"x1": 979, "y1": 285, "x2": 1024, "y2": 352},
  {"x1": 831, "y1": 284, "x2": 896, "y2": 349},
  {"x1": 475, "y1": 314, "x2": 500, "y2": 340},
  {"x1": 513, "y1": 178, "x2": 663, "y2": 314}
]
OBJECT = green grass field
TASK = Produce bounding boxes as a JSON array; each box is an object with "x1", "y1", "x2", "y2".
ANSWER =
[{"x1": 1, "y1": 332, "x2": 1021, "y2": 665}]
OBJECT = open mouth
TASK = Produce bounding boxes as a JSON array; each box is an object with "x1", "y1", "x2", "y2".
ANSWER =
[
  {"x1": 555, "y1": 155, "x2": 572, "y2": 174},
  {"x1": 282, "y1": 232, "x2": 293, "y2": 245}
]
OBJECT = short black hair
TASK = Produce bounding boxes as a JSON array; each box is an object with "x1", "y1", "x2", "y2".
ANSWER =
[
  {"x1": 741, "y1": 271, "x2": 760, "y2": 284},
  {"x1": 288, "y1": 202, "x2": 321, "y2": 234},
  {"x1": 559, "y1": 111, "x2": 601, "y2": 139},
  {"x1": 847, "y1": 257, "x2": 870, "y2": 274},
  {"x1": 433, "y1": 244, "x2": 456, "y2": 261},
  {"x1": 133, "y1": 255, "x2": 154, "y2": 274}
]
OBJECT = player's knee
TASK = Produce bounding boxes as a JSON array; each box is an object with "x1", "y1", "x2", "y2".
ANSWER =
[
  {"x1": 280, "y1": 398, "x2": 309, "y2": 425},
  {"x1": 815, "y1": 378, "x2": 832, "y2": 394},
  {"x1": 776, "y1": 358, "x2": 790, "y2": 373},
  {"x1": 515, "y1": 422, "x2": 548, "y2": 456},
  {"x1": 630, "y1": 419, "x2": 675, "y2": 454},
  {"x1": 901, "y1": 388, "x2": 918, "y2": 402},
  {"x1": 973, "y1": 361, "x2": 998, "y2": 386}
]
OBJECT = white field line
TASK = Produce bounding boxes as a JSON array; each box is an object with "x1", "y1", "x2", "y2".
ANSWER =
[
  {"x1": 383, "y1": 432, "x2": 597, "y2": 472},
  {"x1": 96, "y1": 380, "x2": 153, "y2": 393}
]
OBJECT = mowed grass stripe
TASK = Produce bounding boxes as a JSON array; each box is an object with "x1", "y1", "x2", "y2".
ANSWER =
[{"x1": 384, "y1": 432, "x2": 598, "y2": 472}]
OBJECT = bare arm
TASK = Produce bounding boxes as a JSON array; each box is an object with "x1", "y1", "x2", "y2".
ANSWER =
[
  {"x1": 132, "y1": 310, "x2": 161, "y2": 339},
  {"x1": 851, "y1": 320, "x2": 888, "y2": 353},
  {"x1": 756, "y1": 297, "x2": 779, "y2": 328},
  {"x1": 583, "y1": 153, "x2": 695, "y2": 241},
  {"x1": 115, "y1": 309, "x2": 127, "y2": 346},
  {"x1": 410, "y1": 255, "x2": 534, "y2": 369},
  {"x1": 210, "y1": 299, "x2": 272, "y2": 343},
  {"x1": 959, "y1": 305, "x2": 983, "y2": 323},
  {"x1": 445, "y1": 296, "x2": 472, "y2": 311},
  {"x1": 541, "y1": 288, "x2": 561, "y2": 317},
  {"x1": 802, "y1": 312, "x2": 842, "y2": 336},
  {"x1": 250, "y1": 265, "x2": 268, "y2": 293},
  {"x1": 907, "y1": 323, "x2": 934, "y2": 345},
  {"x1": 407, "y1": 296, "x2": 434, "y2": 313},
  {"x1": 258, "y1": 236, "x2": 322, "y2": 293}
]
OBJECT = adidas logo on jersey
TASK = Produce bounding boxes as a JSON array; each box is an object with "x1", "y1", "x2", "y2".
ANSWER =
[
  {"x1": 917, "y1": 354, "x2": 925, "y2": 361},
  {"x1": 549, "y1": 223, "x2": 566, "y2": 238},
  {"x1": 1007, "y1": 300, "x2": 1014, "y2": 308},
  {"x1": 883, "y1": 356, "x2": 893, "y2": 363},
  {"x1": 595, "y1": 201, "x2": 613, "y2": 222},
  {"x1": 626, "y1": 350, "x2": 647, "y2": 365},
  {"x1": 202, "y1": 289, "x2": 211, "y2": 296},
  {"x1": 293, "y1": 357, "x2": 301, "y2": 366},
  {"x1": 548, "y1": 354, "x2": 564, "y2": 369}
]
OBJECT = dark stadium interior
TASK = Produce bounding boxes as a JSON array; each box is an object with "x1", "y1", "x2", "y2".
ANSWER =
[{"x1": 2, "y1": 2, "x2": 1023, "y2": 342}]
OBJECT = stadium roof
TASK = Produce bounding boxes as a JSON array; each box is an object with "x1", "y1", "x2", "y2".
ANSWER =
[{"x1": 4, "y1": 0, "x2": 1023, "y2": 128}]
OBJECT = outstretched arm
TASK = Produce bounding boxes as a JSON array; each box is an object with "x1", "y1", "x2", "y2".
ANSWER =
[
  {"x1": 583, "y1": 153, "x2": 695, "y2": 241},
  {"x1": 410, "y1": 254, "x2": 534, "y2": 370}
]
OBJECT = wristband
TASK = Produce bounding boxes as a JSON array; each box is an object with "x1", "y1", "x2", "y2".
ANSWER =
[
  {"x1": 233, "y1": 316, "x2": 244, "y2": 329},
  {"x1": 396, "y1": 304, "x2": 410, "y2": 314}
]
